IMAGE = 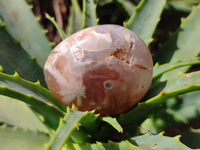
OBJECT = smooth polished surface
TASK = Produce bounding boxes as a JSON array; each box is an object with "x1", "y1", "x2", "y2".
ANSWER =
[{"x1": 44, "y1": 25, "x2": 153, "y2": 115}]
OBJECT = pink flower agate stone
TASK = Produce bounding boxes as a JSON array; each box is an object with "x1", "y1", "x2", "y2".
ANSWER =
[{"x1": 44, "y1": 25, "x2": 153, "y2": 116}]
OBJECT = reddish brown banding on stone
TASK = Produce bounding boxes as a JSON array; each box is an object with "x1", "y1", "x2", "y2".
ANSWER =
[
  {"x1": 133, "y1": 63, "x2": 150, "y2": 70},
  {"x1": 76, "y1": 65, "x2": 132, "y2": 115},
  {"x1": 111, "y1": 49, "x2": 130, "y2": 64}
]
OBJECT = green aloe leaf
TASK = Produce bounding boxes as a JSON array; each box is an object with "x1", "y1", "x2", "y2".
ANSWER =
[
  {"x1": 181, "y1": 128, "x2": 200, "y2": 149},
  {"x1": 0, "y1": 0, "x2": 52, "y2": 67},
  {"x1": 47, "y1": 107, "x2": 89, "y2": 150},
  {"x1": 0, "y1": 65, "x2": 3, "y2": 72},
  {"x1": 72, "y1": 141, "x2": 142, "y2": 150},
  {"x1": 167, "y1": 0, "x2": 200, "y2": 12},
  {"x1": 119, "y1": 71, "x2": 200, "y2": 136},
  {"x1": 0, "y1": 95, "x2": 46, "y2": 132},
  {"x1": 124, "y1": 0, "x2": 166, "y2": 45},
  {"x1": 0, "y1": 72, "x2": 65, "y2": 111},
  {"x1": 130, "y1": 132, "x2": 192, "y2": 150},
  {"x1": 0, "y1": 125, "x2": 49, "y2": 150},
  {"x1": 95, "y1": 0, "x2": 112, "y2": 6},
  {"x1": 70, "y1": 128, "x2": 91, "y2": 144},
  {"x1": 79, "y1": 111, "x2": 99, "y2": 135},
  {"x1": 0, "y1": 72, "x2": 65, "y2": 130},
  {"x1": 175, "y1": 91, "x2": 200, "y2": 122},
  {"x1": 67, "y1": 0, "x2": 82, "y2": 35},
  {"x1": 141, "y1": 90, "x2": 200, "y2": 134},
  {"x1": 0, "y1": 20, "x2": 46, "y2": 86},
  {"x1": 82, "y1": 0, "x2": 98, "y2": 28},
  {"x1": 102, "y1": 116, "x2": 123, "y2": 133},
  {"x1": 146, "y1": 3, "x2": 200, "y2": 136},
  {"x1": 0, "y1": 86, "x2": 63, "y2": 131},
  {"x1": 113, "y1": 0, "x2": 134, "y2": 16},
  {"x1": 154, "y1": 4, "x2": 200, "y2": 79},
  {"x1": 45, "y1": 13, "x2": 66, "y2": 40},
  {"x1": 153, "y1": 57, "x2": 200, "y2": 80}
]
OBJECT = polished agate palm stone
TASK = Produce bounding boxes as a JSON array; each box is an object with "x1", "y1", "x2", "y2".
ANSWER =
[{"x1": 44, "y1": 25, "x2": 153, "y2": 115}]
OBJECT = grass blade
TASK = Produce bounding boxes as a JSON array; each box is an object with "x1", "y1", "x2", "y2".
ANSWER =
[
  {"x1": 67, "y1": 0, "x2": 82, "y2": 35},
  {"x1": 45, "y1": 13, "x2": 66, "y2": 40},
  {"x1": 82, "y1": 0, "x2": 98, "y2": 28}
]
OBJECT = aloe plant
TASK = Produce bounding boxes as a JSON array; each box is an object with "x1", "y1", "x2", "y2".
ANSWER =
[{"x1": 0, "y1": 0, "x2": 200, "y2": 149}]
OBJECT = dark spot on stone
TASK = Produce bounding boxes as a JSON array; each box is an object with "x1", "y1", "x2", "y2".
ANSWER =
[{"x1": 104, "y1": 81, "x2": 112, "y2": 89}]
